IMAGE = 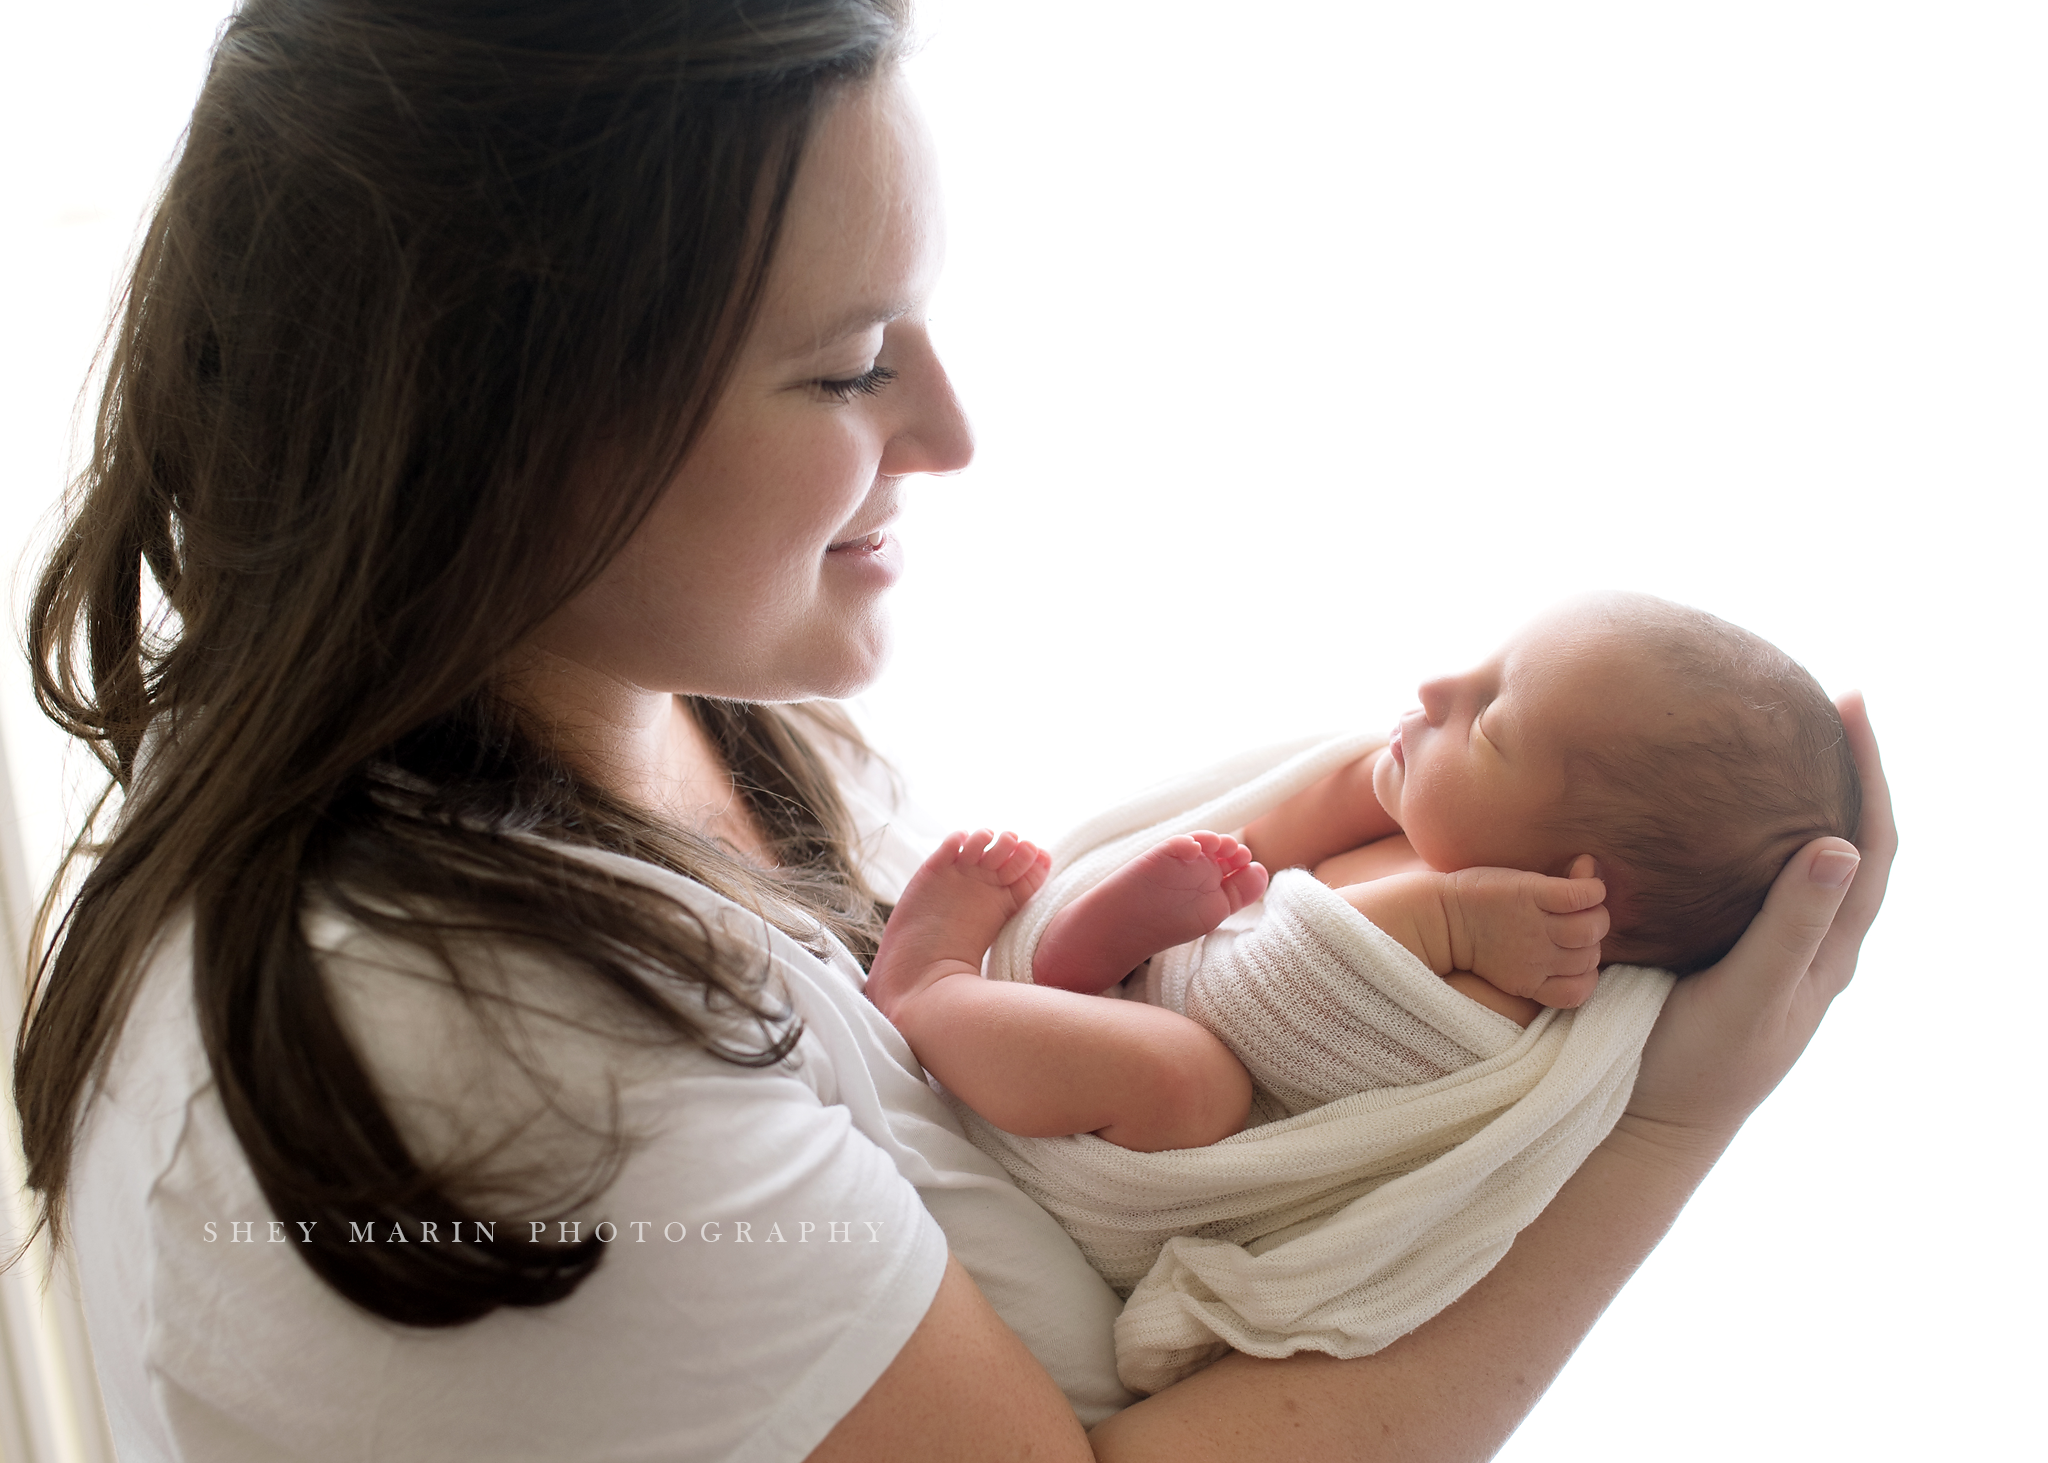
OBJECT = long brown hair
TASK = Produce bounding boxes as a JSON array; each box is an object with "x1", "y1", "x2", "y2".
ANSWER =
[{"x1": 14, "y1": 0, "x2": 909, "y2": 1326}]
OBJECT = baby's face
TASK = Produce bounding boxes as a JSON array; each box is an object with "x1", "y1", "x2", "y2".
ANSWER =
[{"x1": 1373, "y1": 602, "x2": 1675, "y2": 875}]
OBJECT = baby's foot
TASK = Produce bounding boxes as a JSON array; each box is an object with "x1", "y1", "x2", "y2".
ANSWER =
[
  {"x1": 1033, "y1": 832, "x2": 1269, "y2": 994},
  {"x1": 866, "y1": 830, "x2": 1051, "y2": 1018}
]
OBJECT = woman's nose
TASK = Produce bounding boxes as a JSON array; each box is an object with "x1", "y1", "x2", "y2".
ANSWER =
[{"x1": 881, "y1": 334, "x2": 974, "y2": 478}]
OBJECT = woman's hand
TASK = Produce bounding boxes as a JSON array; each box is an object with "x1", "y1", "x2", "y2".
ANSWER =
[{"x1": 1617, "y1": 691, "x2": 1894, "y2": 1156}]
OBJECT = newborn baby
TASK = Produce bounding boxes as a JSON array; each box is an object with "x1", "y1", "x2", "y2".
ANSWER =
[{"x1": 866, "y1": 592, "x2": 1861, "y2": 1153}]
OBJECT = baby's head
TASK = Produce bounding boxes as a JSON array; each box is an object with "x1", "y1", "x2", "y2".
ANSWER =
[{"x1": 1374, "y1": 592, "x2": 1860, "y2": 973}]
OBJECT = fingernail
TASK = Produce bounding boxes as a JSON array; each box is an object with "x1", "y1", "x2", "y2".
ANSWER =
[{"x1": 1810, "y1": 849, "x2": 1860, "y2": 888}]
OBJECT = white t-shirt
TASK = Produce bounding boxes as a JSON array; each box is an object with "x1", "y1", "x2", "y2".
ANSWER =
[{"x1": 68, "y1": 756, "x2": 1135, "y2": 1462}]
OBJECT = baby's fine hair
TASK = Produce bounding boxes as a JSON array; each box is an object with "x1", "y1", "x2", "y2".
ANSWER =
[{"x1": 1548, "y1": 596, "x2": 1861, "y2": 974}]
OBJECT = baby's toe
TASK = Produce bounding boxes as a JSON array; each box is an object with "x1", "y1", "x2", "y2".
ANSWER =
[{"x1": 993, "y1": 838, "x2": 1043, "y2": 882}]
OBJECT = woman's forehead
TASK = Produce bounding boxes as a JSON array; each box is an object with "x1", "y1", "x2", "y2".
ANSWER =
[{"x1": 754, "y1": 75, "x2": 942, "y2": 361}]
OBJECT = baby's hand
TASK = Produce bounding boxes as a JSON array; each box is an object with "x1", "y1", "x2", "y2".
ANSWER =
[{"x1": 1441, "y1": 855, "x2": 1609, "y2": 1008}]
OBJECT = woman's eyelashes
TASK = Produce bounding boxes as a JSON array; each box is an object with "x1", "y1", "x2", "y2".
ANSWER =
[{"x1": 816, "y1": 363, "x2": 898, "y2": 401}]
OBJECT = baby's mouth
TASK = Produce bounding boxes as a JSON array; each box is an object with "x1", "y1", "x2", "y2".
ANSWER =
[{"x1": 1388, "y1": 726, "x2": 1405, "y2": 768}]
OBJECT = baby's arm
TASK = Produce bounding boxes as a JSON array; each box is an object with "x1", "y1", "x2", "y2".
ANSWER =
[
  {"x1": 865, "y1": 831, "x2": 1252, "y2": 1152},
  {"x1": 1340, "y1": 857, "x2": 1609, "y2": 1019},
  {"x1": 1240, "y1": 748, "x2": 1400, "y2": 873}
]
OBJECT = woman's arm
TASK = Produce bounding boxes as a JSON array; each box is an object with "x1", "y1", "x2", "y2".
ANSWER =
[
  {"x1": 810, "y1": 1113, "x2": 1728, "y2": 1463},
  {"x1": 813, "y1": 696, "x2": 1890, "y2": 1462}
]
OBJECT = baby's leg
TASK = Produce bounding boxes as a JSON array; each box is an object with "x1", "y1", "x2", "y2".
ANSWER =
[
  {"x1": 868, "y1": 831, "x2": 1252, "y2": 1152},
  {"x1": 1033, "y1": 832, "x2": 1270, "y2": 993}
]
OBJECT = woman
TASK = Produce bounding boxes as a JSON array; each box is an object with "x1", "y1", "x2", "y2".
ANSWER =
[{"x1": 11, "y1": 1, "x2": 1892, "y2": 1459}]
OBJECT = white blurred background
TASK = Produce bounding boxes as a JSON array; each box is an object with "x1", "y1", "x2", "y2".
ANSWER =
[{"x1": 2, "y1": 3, "x2": 2042, "y2": 1459}]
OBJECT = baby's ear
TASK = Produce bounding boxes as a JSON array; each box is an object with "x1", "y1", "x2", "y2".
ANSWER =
[
  {"x1": 1585, "y1": 858, "x2": 1642, "y2": 923},
  {"x1": 1546, "y1": 847, "x2": 1607, "y2": 881}
]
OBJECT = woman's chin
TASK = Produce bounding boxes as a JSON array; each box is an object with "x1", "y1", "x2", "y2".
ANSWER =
[
  {"x1": 807, "y1": 658, "x2": 888, "y2": 703},
  {"x1": 757, "y1": 624, "x2": 892, "y2": 704}
]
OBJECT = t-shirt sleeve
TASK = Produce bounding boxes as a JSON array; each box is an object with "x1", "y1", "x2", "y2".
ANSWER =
[
  {"x1": 95, "y1": 919, "x2": 954, "y2": 1463},
  {"x1": 417, "y1": 1058, "x2": 952, "y2": 1463}
]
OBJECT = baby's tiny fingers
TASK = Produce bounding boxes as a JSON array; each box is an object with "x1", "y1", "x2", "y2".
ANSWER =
[
  {"x1": 1548, "y1": 906, "x2": 1610, "y2": 948},
  {"x1": 1535, "y1": 874, "x2": 1608, "y2": 913},
  {"x1": 1558, "y1": 944, "x2": 1602, "y2": 977},
  {"x1": 1535, "y1": 969, "x2": 1600, "y2": 1008}
]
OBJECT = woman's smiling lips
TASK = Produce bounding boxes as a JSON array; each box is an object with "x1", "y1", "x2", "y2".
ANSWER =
[
  {"x1": 823, "y1": 519, "x2": 902, "y2": 586},
  {"x1": 826, "y1": 493, "x2": 900, "y2": 556}
]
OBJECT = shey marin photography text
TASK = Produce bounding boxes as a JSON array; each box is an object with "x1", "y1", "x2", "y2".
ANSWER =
[{"x1": 203, "y1": 1219, "x2": 891, "y2": 1246}]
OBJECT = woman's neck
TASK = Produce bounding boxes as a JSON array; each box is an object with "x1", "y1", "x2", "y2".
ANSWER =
[{"x1": 497, "y1": 647, "x2": 775, "y2": 864}]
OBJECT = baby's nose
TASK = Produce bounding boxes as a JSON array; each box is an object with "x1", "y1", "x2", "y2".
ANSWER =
[{"x1": 1417, "y1": 676, "x2": 1457, "y2": 724}]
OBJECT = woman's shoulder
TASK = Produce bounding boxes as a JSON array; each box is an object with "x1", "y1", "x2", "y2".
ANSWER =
[
  {"x1": 76, "y1": 846, "x2": 909, "y2": 1204},
  {"x1": 78, "y1": 829, "x2": 1134, "y2": 1445},
  {"x1": 304, "y1": 844, "x2": 872, "y2": 1176},
  {"x1": 72, "y1": 879, "x2": 964, "y2": 1462}
]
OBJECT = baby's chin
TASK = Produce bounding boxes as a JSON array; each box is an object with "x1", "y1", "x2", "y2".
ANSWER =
[{"x1": 1370, "y1": 748, "x2": 1403, "y2": 825}]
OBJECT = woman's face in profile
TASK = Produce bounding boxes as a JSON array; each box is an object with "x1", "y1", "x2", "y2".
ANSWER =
[{"x1": 533, "y1": 73, "x2": 973, "y2": 703}]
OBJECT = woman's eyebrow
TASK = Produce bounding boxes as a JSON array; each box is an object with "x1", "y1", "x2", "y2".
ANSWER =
[{"x1": 780, "y1": 300, "x2": 913, "y2": 358}]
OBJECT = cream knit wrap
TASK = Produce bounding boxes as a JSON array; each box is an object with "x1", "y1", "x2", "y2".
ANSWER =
[{"x1": 961, "y1": 731, "x2": 1675, "y2": 1395}]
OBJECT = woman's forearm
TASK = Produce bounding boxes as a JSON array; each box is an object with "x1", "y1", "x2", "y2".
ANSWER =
[
  {"x1": 1089, "y1": 1112, "x2": 1729, "y2": 1461},
  {"x1": 812, "y1": 1080, "x2": 1762, "y2": 1463}
]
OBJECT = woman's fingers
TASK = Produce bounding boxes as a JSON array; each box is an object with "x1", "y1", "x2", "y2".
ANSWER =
[
  {"x1": 1808, "y1": 691, "x2": 1895, "y2": 1000},
  {"x1": 1627, "y1": 833, "x2": 1864, "y2": 1136},
  {"x1": 1720, "y1": 693, "x2": 1890, "y2": 1013},
  {"x1": 1740, "y1": 835, "x2": 1860, "y2": 993},
  {"x1": 1618, "y1": 695, "x2": 1893, "y2": 1150}
]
